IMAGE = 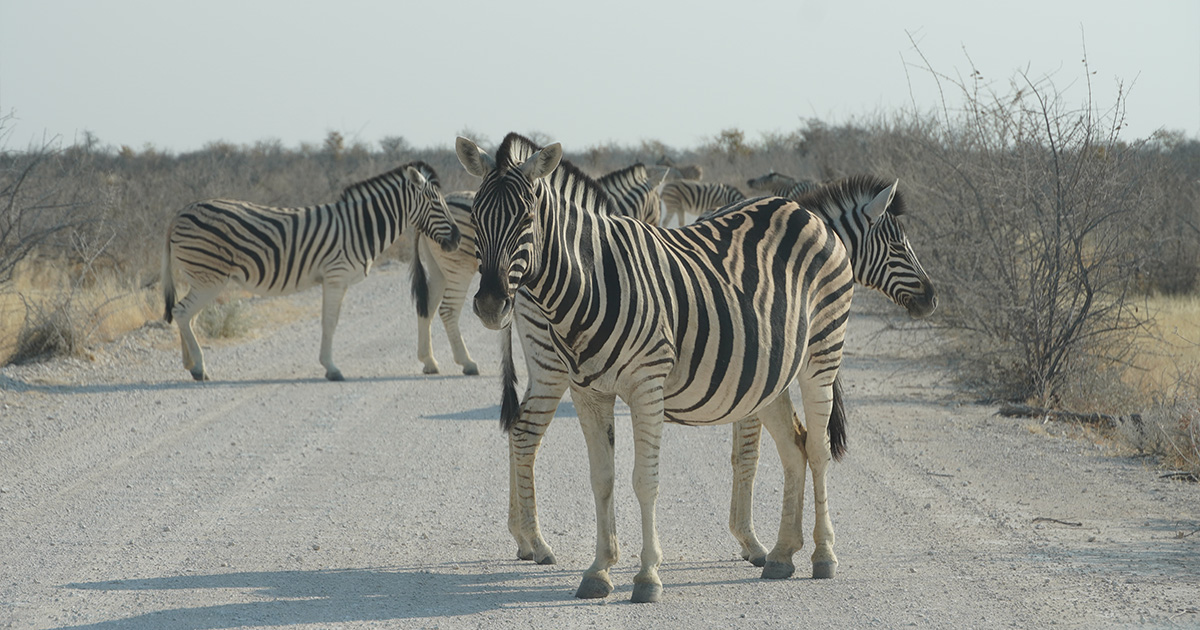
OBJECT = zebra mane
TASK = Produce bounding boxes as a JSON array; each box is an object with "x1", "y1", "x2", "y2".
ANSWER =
[
  {"x1": 338, "y1": 161, "x2": 440, "y2": 202},
  {"x1": 797, "y1": 174, "x2": 906, "y2": 217},
  {"x1": 496, "y1": 132, "x2": 612, "y2": 213},
  {"x1": 596, "y1": 162, "x2": 649, "y2": 187}
]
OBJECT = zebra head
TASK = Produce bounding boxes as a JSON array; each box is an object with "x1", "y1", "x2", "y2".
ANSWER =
[
  {"x1": 456, "y1": 135, "x2": 563, "y2": 329},
  {"x1": 402, "y1": 162, "x2": 462, "y2": 252},
  {"x1": 848, "y1": 178, "x2": 937, "y2": 318},
  {"x1": 747, "y1": 171, "x2": 796, "y2": 193}
]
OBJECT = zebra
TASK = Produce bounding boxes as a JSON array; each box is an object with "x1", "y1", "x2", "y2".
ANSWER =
[
  {"x1": 495, "y1": 163, "x2": 938, "y2": 575},
  {"x1": 409, "y1": 162, "x2": 666, "y2": 375},
  {"x1": 656, "y1": 154, "x2": 703, "y2": 181},
  {"x1": 596, "y1": 162, "x2": 668, "y2": 225},
  {"x1": 457, "y1": 132, "x2": 929, "y2": 603},
  {"x1": 746, "y1": 171, "x2": 819, "y2": 200},
  {"x1": 659, "y1": 180, "x2": 746, "y2": 227},
  {"x1": 411, "y1": 190, "x2": 480, "y2": 375},
  {"x1": 162, "y1": 161, "x2": 460, "y2": 382},
  {"x1": 697, "y1": 177, "x2": 937, "y2": 566}
]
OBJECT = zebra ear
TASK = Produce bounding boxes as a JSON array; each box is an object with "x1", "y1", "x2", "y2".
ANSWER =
[
  {"x1": 456, "y1": 137, "x2": 495, "y2": 178},
  {"x1": 864, "y1": 179, "x2": 899, "y2": 223},
  {"x1": 518, "y1": 143, "x2": 563, "y2": 180},
  {"x1": 403, "y1": 165, "x2": 428, "y2": 188}
]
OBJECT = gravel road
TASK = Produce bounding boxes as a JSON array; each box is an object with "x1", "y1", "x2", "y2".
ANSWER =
[{"x1": 2, "y1": 263, "x2": 1197, "y2": 629}]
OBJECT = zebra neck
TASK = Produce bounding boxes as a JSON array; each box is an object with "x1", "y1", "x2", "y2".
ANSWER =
[
  {"x1": 524, "y1": 197, "x2": 608, "y2": 332},
  {"x1": 805, "y1": 203, "x2": 863, "y2": 277}
]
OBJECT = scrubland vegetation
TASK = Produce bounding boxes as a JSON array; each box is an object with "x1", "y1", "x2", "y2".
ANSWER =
[{"x1": 1, "y1": 59, "x2": 1197, "y2": 476}]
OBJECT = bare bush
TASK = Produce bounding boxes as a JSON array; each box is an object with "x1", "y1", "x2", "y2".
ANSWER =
[
  {"x1": 871, "y1": 49, "x2": 1155, "y2": 407},
  {"x1": 0, "y1": 116, "x2": 88, "y2": 286}
]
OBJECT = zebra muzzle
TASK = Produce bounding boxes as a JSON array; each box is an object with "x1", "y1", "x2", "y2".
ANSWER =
[
  {"x1": 473, "y1": 291, "x2": 514, "y2": 330},
  {"x1": 440, "y1": 225, "x2": 462, "y2": 252}
]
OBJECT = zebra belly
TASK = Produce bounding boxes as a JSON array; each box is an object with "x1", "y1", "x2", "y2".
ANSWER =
[{"x1": 661, "y1": 363, "x2": 800, "y2": 426}]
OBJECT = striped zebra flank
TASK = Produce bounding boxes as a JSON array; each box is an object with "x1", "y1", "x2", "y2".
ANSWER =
[
  {"x1": 660, "y1": 180, "x2": 746, "y2": 227},
  {"x1": 408, "y1": 161, "x2": 667, "y2": 377},
  {"x1": 459, "y1": 132, "x2": 856, "y2": 602},
  {"x1": 162, "y1": 161, "x2": 460, "y2": 382}
]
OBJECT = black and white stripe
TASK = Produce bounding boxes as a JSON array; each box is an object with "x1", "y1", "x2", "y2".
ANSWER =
[
  {"x1": 459, "y1": 132, "x2": 856, "y2": 603},
  {"x1": 162, "y1": 161, "x2": 460, "y2": 381}
]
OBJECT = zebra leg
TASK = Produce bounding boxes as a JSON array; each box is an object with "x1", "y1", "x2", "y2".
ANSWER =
[
  {"x1": 729, "y1": 416, "x2": 768, "y2": 567},
  {"x1": 627, "y1": 380, "x2": 667, "y2": 603},
  {"x1": 758, "y1": 393, "x2": 808, "y2": 580},
  {"x1": 319, "y1": 280, "x2": 349, "y2": 381},
  {"x1": 508, "y1": 369, "x2": 569, "y2": 564},
  {"x1": 437, "y1": 268, "x2": 478, "y2": 376},
  {"x1": 172, "y1": 283, "x2": 224, "y2": 381},
  {"x1": 571, "y1": 387, "x2": 619, "y2": 600},
  {"x1": 799, "y1": 376, "x2": 838, "y2": 579},
  {"x1": 416, "y1": 240, "x2": 445, "y2": 375}
]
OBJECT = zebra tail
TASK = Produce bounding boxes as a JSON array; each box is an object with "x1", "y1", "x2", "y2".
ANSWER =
[
  {"x1": 500, "y1": 322, "x2": 520, "y2": 433},
  {"x1": 828, "y1": 375, "x2": 848, "y2": 461},
  {"x1": 410, "y1": 237, "x2": 430, "y2": 319},
  {"x1": 161, "y1": 231, "x2": 176, "y2": 324}
]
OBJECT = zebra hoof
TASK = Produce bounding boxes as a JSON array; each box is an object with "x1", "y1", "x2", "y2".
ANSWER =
[
  {"x1": 575, "y1": 576, "x2": 613, "y2": 599},
  {"x1": 535, "y1": 550, "x2": 556, "y2": 565},
  {"x1": 422, "y1": 365, "x2": 440, "y2": 375},
  {"x1": 326, "y1": 369, "x2": 345, "y2": 381},
  {"x1": 190, "y1": 368, "x2": 209, "y2": 382},
  {"x1": 631, "y1": 582, "x2": 662, "y2": 603},
  {"x1": 462, "y1": 364, "x2": 479, "y2": 376},
  {"x1": 761, "y1": 561, "x2": 795, "y2": 580},
  {"x1": 812, "y1": 561, "x2": 837, "y2": 579},
  {"x1": 743, "y1": 552, "x2": 767, "y2": 568}
]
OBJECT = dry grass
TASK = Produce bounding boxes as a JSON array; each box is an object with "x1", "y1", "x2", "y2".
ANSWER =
[
  {"x1": 1103, "y1": 295, "x2": 1200, "y2": 477},
  {"x1": 1130, "y1": 294, "x2": 1200, "y2": 392},
  {"x1": 1, "y1": 259, "x2": 160, "y2": 364}
]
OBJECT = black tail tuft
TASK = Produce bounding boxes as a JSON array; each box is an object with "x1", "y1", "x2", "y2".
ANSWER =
[
  {"x1": 500, "y1": 323, "x2": 520, "y2": 432},
  {"x1": 410, "y1": 239, "x2": 430, "y2": 319},
  {"x1": 162, "y1": 232, "x2": 176, "y2": 324},
  {"x1": 828, "y1": 375, "x2": 847, "y2": 461},
  {"x1": 163, "y1": 284, "x2": 175, "y2": 324}
]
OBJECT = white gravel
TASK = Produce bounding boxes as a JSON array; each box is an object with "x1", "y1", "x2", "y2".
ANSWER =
[{"x1": 1, "y1": 265, "x2": 1197, "y2": 629}]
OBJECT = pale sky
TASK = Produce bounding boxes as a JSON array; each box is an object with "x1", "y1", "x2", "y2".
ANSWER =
[{"x1": 1, "y1": 0, "x2": 1198, "y2": 153}]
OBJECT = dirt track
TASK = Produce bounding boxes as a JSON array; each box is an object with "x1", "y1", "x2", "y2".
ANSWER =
[{"x1": 1, "y1": 264, "x2": 1197, "y2": 629}]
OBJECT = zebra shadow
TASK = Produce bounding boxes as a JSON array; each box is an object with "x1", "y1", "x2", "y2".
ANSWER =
[
  {"x1": 55, "y1": 560, "x2": 768, "y2": 629},
  {"x1": 423, "y1": 401, "x2": 580, "y2": 422},
  {"x1": 54, "y1": 563, "x2": 571, "y2": 630}
]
